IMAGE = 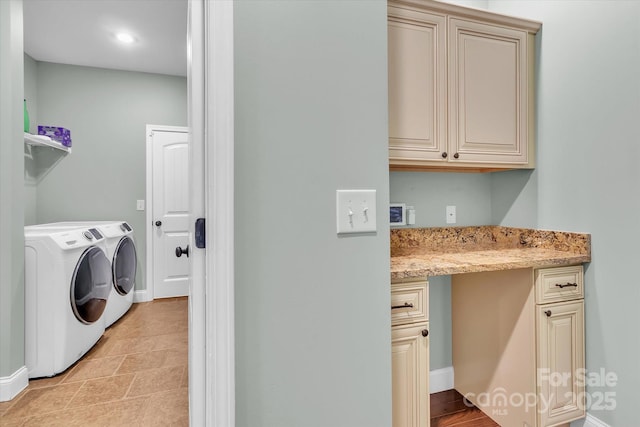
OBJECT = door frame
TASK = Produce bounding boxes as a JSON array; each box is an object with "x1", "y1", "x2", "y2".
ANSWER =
[
  {"x1": 144, "y1": 124, "x2": 190, "y2": 302},
  {"x1": 189, "y1": 1, "x2": 235, "y2": 426}
]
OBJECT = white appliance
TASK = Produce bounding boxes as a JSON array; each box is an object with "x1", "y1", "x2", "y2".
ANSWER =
[
  {"x1": 25, "y1": 221, "x2": 138, "y2": 327},
  {"x1": 92, "y1": 221, "x2": 137, "y2": 327},
  {"x1": 24, "y1": 226, "x2": 111, "y2": 378}
]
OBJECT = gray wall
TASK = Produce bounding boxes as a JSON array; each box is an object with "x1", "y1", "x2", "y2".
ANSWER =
[
  {"x1": 389, "y1": 172, "x2": 492, "y2": 369},
  {"x1": 234, "y1": 1, "x2": 391, "y2": 426},
  {"x1": 487, "y1": 2, "x2": 640, "y2": 425},
  {"x1": 23, "y1": 53, "x2": 37, "y2": 226},
  {"x1": 490, "y1": 169, "x2": 537, "y2": 228},
  {"x1": 0, "y1": 0, "x2": 25, "y2": 380},
  {"x1": 33, "y1": 62, "x2": 187, "y2": 291},
  {"x1": 390, "y1": 0, "x2": 640, "y2": 424}
]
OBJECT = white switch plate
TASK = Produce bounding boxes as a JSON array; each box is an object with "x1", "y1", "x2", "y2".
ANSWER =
[
  {"x1": 136, "y1": 200, "x2": 145, "y2": 211},
  {"x1": 446, "y1": 205, "x2": 456, "y2": 224},
  {"x1": 336, "y1": 190, "x2": 377, "y2": 234}
]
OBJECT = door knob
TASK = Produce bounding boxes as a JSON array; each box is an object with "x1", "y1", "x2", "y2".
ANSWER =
[
  {"x1": 175, "y1": 245, "x2": 190, "y2": 258},
  {"x1": 155, "y1": 220, "x2": 162, "y2": 227}
]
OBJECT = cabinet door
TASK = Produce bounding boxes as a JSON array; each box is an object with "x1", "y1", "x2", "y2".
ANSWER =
[
  {"x1": 391, "y1": 323, "x2": 429, "y2": 427},
  {"x1": 537, "y1": 301, "x2": 585, "y2": 426},
  {"x1": 449, "y1": 18, "x2": 529, "y2": 165},
  {"x1": 388, "y1": 7, "x2": 446, "y2": 164}
]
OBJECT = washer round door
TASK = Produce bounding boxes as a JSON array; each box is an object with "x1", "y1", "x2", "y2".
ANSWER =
[
  {"x1": 70, "y1": 246, "x2": 112, "y2": 324},
  {"x1": 113, "y1": 236, "x2": 137, "y2": 296}
]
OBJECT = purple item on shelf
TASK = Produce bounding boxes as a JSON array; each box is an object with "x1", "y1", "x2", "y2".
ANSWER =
[{"x1": 38, "y1": 126, "x2": 72, "y2": 147}]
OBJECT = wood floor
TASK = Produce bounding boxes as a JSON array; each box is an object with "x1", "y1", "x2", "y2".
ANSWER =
[
  {"x1": 431, "y1": 389, "x2": 499, "y2": 427},
  {"x1": 0, "y1": 297, "x2": 188, "y2": 427}
]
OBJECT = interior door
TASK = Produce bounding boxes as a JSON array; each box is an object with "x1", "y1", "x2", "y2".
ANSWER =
[{"x1": 150, "y1": 126, "x2": 190, "y2": 298}]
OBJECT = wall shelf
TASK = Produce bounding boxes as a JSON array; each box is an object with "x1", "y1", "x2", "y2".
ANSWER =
[{"x1": 24, "y1": 132, "x2": 71, "y2": 184}]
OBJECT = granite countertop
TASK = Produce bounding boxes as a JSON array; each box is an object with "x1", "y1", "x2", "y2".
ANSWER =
[{"x1": 390, "y1": 226, "x2": 591, "y2": 280}]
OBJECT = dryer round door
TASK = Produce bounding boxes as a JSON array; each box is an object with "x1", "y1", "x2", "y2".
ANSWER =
[
  {"x1": 113, "y1": 236, "x2": 137, "y2": 296},
  {"x1": 70, "y1": 246, "x2": 112, "y2": 324}
]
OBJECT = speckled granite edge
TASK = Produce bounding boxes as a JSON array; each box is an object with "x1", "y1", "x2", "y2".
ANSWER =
[
  {"x1": 390, "y1": 226, "x2": 591, "y2": 280},
  {"x1": 391, "y1": 226, "x2": 591, "y2": 256}
]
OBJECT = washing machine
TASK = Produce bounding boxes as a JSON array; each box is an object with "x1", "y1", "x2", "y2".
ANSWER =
[
  {"x1": 89, "y1": 221, "x2": 137, "y2": 327},
  {"x1": 24, "y1": 226, "x2": 111, "y2": 378},
  {"x1": 24, "y1": 221, "x2": 137, "y2": 327}
]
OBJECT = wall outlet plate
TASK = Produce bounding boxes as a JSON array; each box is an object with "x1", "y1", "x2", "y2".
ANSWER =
[
  {"x1": 446, "y1": 205, "x2": 456, "y2": 224},
  {"x1": 336, "y1": 190, "x2": 377, "y2": 234}
]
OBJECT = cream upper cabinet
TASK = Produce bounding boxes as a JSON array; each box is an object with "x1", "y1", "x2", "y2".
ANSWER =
[
  {"x1": 388, "y1": 7, "x2": 446, "y2": 163},
  {"x1": 449, "y1": 19, "x2": 529, "y2": 165},
  {"x1": 388, "y1": 0, "x2": 541, "y2": 171}
]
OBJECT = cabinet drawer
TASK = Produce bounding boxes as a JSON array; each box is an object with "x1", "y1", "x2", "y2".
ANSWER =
[
  {"x1": 391, "y1": 279, "x2": 428, "y2": 326},
  {"x1": 535, "y1": 265, "x2": 584, "y2": 304}
]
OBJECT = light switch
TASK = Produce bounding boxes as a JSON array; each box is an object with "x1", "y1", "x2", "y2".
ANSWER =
[
  {"x1": 336, "y1": 190, "x2": 377, "y2": 234},
  {"x1": 137, "y1": 200, "x2": 145, "y2": 211}
]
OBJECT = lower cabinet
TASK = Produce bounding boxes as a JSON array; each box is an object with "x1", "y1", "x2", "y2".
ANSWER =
[
  {"x1": 392, "y1": 279, "x2": 429, "y2": 427},
  {"x1": 452, "y1": 265, "x2": 586, "y2": 427},
  {"x1": 537, "y1": 300, "x2": 585, "y2": 427},
  {"x1": 392, "y1": 266, "x2": 585, "y2": 427},
  {"x1": 392, "y1": 323, "x2": 430, "y2": 427}
]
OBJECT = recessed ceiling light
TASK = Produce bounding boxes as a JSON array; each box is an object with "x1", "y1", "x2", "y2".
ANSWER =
[{"x1": 115, "y1": 32, "x2": 135, "y2": 44}]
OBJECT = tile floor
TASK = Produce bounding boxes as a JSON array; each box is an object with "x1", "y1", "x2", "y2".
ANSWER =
[{"x1": 0, "y1": 297, "x2": 189, "y2": 426}]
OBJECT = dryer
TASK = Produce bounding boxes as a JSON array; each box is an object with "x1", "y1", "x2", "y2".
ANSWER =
[
  {"x1": 92, "y1": 221, "x2": 137, "y2": 327},
  {"x1": 24, "y1": 221, "x2": 138, "y2": 327},
  {"x1": 24, "y1": 226, "x2": 111, "y2": 378}
]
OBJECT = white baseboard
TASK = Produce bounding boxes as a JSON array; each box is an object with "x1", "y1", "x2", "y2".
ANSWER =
[
  {"x1": 0, "y1": 366, "x2": 28, "y2": 402},
  {"x1": 430, "y1": 366, "x2": 454, "y2": 394},
  {"x1": 133, "y1": 289, "x2": 152, "y2": 303},
  {"x1": 571, "y1": 413, "x2": 611, "y2": 427}
]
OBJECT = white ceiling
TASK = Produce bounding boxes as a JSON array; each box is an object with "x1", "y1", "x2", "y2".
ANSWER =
[{"x1": 23, "y1": 0, "x2": 188, "y2": 77}]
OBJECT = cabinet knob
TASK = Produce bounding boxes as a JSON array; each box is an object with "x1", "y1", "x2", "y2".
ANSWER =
[
  {"x1": 453, "y1": 153, "x2": 460, "y2": 159},
  {"x1": 544, "y1": 310, "x2": 552, "y2": 317},
  {"x1": 441, "y1": 152, "x2": 448, "y2": 158},
  {"x1": 422, "y1": 329, "x2": 429, "y2": 337}
]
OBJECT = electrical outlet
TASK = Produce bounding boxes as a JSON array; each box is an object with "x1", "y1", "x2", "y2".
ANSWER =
[
  {"x1": 336, "y1": 190, "x2": 377, "y2": 234},
  {"x1": 407, "y1": 206, "x2": 416, "y2": 225},
  {"x1": 446, "y1": 205, "x2": 456, "y2": 224}
]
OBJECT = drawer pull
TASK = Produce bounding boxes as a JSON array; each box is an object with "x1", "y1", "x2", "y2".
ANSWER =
[
  {"x1": 544, "y1": 310, "x2": 552, "y2": 317},
  {"x1": 422, "y1": 329, "x2": 429, "y2": 337},
  {"x1": 391, "y1": 302, "x2": 414, "y2": 310},
  {"x1": 555, "y1": 282, "x2": 578, "y2": 289}
]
